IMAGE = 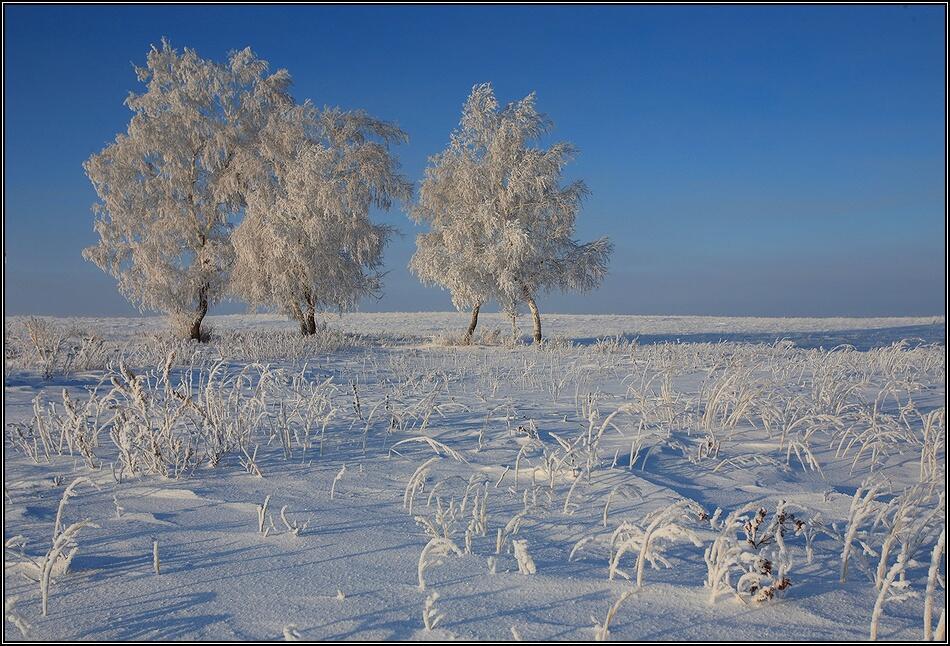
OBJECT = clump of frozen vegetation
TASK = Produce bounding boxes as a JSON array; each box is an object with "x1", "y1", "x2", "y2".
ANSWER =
[
  {"x1": 703, "y1": 501, "x2": 808, "y2": 604},
  {"x1": 430, "y1": 327, "x2": 506, "y2": 348},
  {"x1": 4, "y1": 596, "x2": 31, "y2": 638},
  {"x1": 5, "y1": 478, "x2": 98, "y2": 617},
  {"x1": 608, "y1": 499, "x2": 704, "y2": 586},
  {"x1": 418, "y1": 537, "x2": 463, "y2": 591},
  {"x1": 5, "y1": 317, "x2": 357, "y2": 380},
  {"x1": 4, "y1": 318, "x2": 110, "y2": 379},
  {"x1": 511, "y1": 539, "x2": 537, "y2": 575},
  {"x1": 421, "y1": 591, "x2": 444, "y2": 631}
]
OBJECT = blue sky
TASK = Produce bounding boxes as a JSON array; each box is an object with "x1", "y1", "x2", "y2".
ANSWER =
[{"x1": 4, "y1": 5, "x2": 946, "y2": 317}]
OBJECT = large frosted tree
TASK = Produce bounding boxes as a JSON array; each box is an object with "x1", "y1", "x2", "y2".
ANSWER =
[
  {"x1": 410, "y1": 83, "x2": 612, "y2": 344},
  {"x1": 82, "y1": 40, "x2": 293, "y2": 340},
  {"x1": 230, "y1": 105, "x2": 411, "y2": 335}
]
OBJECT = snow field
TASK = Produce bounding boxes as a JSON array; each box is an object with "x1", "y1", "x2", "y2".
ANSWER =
[{"x1": 3, "y1": 314, "x2": 946, "y2": 641}]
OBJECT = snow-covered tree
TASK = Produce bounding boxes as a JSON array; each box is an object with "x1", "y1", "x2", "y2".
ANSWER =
[
  {"x1": 410, "y1": 83, "x2": 612, "y2": 343},
  {"x1": 82, "y1": 40, "x2": 293, "y2": 340},
  {"x1": 230, "y1": 105, "x2": 411, "y2": 335}
]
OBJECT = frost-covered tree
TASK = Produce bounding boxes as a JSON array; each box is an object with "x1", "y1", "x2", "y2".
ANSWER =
[
  {"x1": 231, "y1": 105, "x2": 411, "y2": 335},
  {"x1": 410, "y1": 83, "x2": 612, "y2": 343},
  {"x1": 82, "y1": 40, "x2": 293, "y2": 340}
]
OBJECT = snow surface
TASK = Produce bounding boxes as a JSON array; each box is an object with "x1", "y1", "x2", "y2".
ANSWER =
[
  {"x1": 6, "y1": 311, "x2": 945, "y2": 347},
  {"x1": 3, "y1": 313, "x2": 945, "y2": 641}
]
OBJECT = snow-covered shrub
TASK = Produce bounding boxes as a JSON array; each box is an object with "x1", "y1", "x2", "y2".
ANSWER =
[
  {"x1": 512, "y1": 539, "x2": 537, "y2": 574},
  {"x1": 5, "y1": 388, "x2": 110, "y2": 468},
  {"x1": 430, "y1": 328, "x2": 505, "y2": 347},
  {"x1": 840, "y1": 480, "x2": 887, "y2": 584},
  {"x1": 867, "y1": 486, "x2": 945, "y2": 640},
  {"x1": 5, "y1": 318, "x2": 113, "y2": 378},
  {"x1": 704, "y1": 501, "x2": 807, "y2": 604},
  {"x1": 918, "y1": 407, "x2": 946, "y2": 484},
  {"x1": 923, "y1": 527, "x2": 946, "y2": 641},
  {"x1": 279, "y1": 505, "x2": 310, "y2": 537},
  {"x1": 22, "y1": 317, "x2": 71, "y2": 379},
  {"x1": 4, "y1": 478, "x2": 98, "y2": 616},
  {"x1": 211, "y1": 327, "x2": 350, "y2": 362},
  {"x1": 539, "y1": 336, "x2": 576, "y2": 352},
  {"x1": 330, "y1": 465, "x2": 347, "y2": 500},
  {"x1": 417, "y1": 537, "x2": 463, "y2": 591},
  {"x1": 591, "y1": 335, "x2": 638, "y2": 354},
  {"x1": 609, "y1": 499, "x2": 704, "y2": 587}
]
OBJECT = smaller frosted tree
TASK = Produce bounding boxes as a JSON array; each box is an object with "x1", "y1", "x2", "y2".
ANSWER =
[
  {"x1": 82, "y1": 40, "x2": 293, "y2": 340},
  {"x1": 410, "y1": 83, "x2": 612, "y2": 343},
  {"x1": 231, "y1": 105, "x2": 411, "y2": 334}
]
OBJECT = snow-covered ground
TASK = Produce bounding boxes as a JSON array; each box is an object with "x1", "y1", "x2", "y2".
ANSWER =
[
  {"x1": 3, "y1": 313, "x2": 946, "y2": 641},
  {"x1": 7, "y1": 311, "x2": 944, "y2": 347}
]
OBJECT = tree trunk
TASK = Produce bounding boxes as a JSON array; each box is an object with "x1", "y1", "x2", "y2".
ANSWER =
[
  {"x1": 189, "y1": 288, "x2": 209, "y2": 342},
  {"x1": 290, "y1": 301, "x2": 309, "y2": 336},
  {"x1": 292, "y1": 295, "x2": 318, "y2": 336},
  {"x1": 525, "y1": 293, "x2": 542, "y2": 344},
  {"x1": 463, "y1": 303, "x2": 481, "y2": 344},
  {"x1": 304, "y1": 295, "x2": 317, "y2": 335},
  {"x1": 510, "y1": 313, "x2": 518, "y2": 344}
]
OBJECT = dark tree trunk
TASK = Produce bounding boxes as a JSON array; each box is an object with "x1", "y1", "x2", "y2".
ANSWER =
[
  {"x1": 463, "y1": 303, "x2": 481, "y2": 344},
  {"x1": 189, "y1": 288, "x2": 209, "y2": 342},
  {"x1": 304, "y1": 295, "x2": 317, "y2": 335},
  {"x1": 525, "y1": 293, "x2": 542, "y2": 344},
  {"x1": 292, "y1": 295, "x2": 318, "y2": 336}
]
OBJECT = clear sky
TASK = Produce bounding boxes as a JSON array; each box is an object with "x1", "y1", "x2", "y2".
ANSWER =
[{"x1": 3, "y1": 4, "x2": 946, "y2": 317}]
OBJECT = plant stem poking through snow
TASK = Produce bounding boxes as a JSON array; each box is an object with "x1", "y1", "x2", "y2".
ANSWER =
[
  {"x1": 257, "y1": 495, "x2": 272, "y2": 534},
  {"x1": 331, "y1": 465, "x2": 346, "y2": 500},
  {"x1": 418, "y1": 537, "x2": 463, "y2": 591},
  {"x1": 4, "y1": 597, "x2": 31, "y2": 638},
  {"x1": 422, "y1": 592, "x2": 444, "y2": 631},
  {"x1": 593, "y1": 589, "x2": 634, "y2": 641},
  {"x1": 282, "y1": 624, "x2": 302, "y2": 641},
  {"x1": 609, "y1": 500, "x2": 703, "y2": 587}
]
